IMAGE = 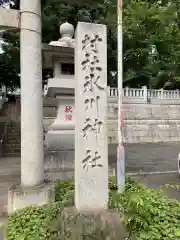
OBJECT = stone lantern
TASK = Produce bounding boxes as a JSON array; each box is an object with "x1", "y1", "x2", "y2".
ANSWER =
[{"x1": 43, "y1": 22, "x2": 75, "y2": 172}]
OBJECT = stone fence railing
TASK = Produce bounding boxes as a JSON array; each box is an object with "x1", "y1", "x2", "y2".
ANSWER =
[
  {"x1": 108, "y1": 86, "x2": 180, "y2": 104},
  {"x1": 2, "y1": 85, "x2": 180, "y2": 105}
]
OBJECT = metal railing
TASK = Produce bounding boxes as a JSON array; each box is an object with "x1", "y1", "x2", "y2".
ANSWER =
[{"x1": 0, "y1": 119, "x2": 10, "y2": 158}]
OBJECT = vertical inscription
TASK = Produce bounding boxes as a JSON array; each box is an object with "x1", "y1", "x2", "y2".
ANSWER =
[
  {"x1": 81, "y1": 32, "x2": 104, "y2": 171},
  {"x1": 75, "y1": 22, "x2": 108, "y2": 211},
  {"x1": 82, "y1": 149, "x2": 103, "y2": 171}
]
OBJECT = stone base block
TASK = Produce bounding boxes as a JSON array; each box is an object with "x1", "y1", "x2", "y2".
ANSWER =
[
  {"x1": 7, "y1": 181, "x2": 55, "y2": 215},
  {"x1": 62, "y1": 207, "x2": 127, "y2": 239},
  {"x1": 44, "y1": 150, "x2": 74, "y2": 172}
]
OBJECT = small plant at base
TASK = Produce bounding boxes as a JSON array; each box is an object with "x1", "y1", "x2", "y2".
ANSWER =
[
  {"x1": 114, "y1": 178, "x2": 180, "y2": 240},
  {"x1": 55, "y1": 179, "x2": 74, "y2": 204},
  {"x1": 6, "y1": 206, "x2": 50, "y2": 240}
]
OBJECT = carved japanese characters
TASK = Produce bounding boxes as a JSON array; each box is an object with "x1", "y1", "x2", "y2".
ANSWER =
[
  {"x1": 75, "y1": 22, "x2": 108, "y2": 211},
  {"x1": 80, "y1": 32, "x2": 105, "y2": 171},
  {"x1": 82, "y1": 149, "x2": 103, "y2": 170}
]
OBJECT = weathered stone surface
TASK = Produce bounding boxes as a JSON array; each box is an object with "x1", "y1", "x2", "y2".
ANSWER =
[
  {"x1": 61, "y1": 207, "x2": 127, "y2": 239},
  {"x1": 44, "y1": 150, "x2": 74, "y2": 172},
  {"x1": 20, "y1": 0, "x2": 44, "y2": 187},
  {"x1": 44, "y1": 100, "x2": 180, "y2": 144},
  {"x1": 7, "y1": 181, "x2": 54, "y2": 215},
  {"x1": 123, "y1": 104, "x2": 180, "y2": 120},
  {"x1": 107, "y1": 103, "x2": 180, "y2": 143},
  {"x1": 0, "y1": 8, "x2": 20, "y2": 30},
  {"x1": 75, "y1": 22, "x2": 108, "y2": 211}
]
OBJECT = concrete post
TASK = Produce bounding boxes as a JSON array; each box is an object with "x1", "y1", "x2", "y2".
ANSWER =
[
  {"x1": 142, "y1": 86, "x2": 148, "y2": 103},
  {"x1": 125, "y1": 87, "x2": 129, "y2": 97},
  {"x1": 20, "y1": 0, "x2": 44, "y2": 186}
]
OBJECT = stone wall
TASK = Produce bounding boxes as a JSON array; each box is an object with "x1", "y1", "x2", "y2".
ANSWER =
[
  {"x1": 108, "y1": 103, "x2": 180, "y2": 143},
  {"x1": 2, "y1": 99, "x2": 180, "y2": 143},
  {"x1": 43, "y1": 102, "x2": 180, "y2": 143}
]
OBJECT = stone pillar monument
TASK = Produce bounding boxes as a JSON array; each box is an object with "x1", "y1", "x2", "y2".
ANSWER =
[
  {"x1": 20, "y1": 0, "x2": 44, "y2": 186},
  {"x1": 75, "y1": 22, "x2": 108, "y2": 211},
  {"x1": 7, "y1": 0, "x2": 54, "y2": 214}
]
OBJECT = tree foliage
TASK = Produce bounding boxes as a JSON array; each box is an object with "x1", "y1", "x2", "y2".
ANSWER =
[
  {"x1": 123, "y1": 0, "x2": 180, "y2": 88},
  {"x1": 1, "y1": 0, "x2": 180, "y2": 89}
]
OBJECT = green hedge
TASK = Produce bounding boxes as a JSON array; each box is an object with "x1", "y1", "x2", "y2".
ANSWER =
[
  {"x1": 111, "y1": 178, "x2": 180, "y2": 240},
  {"x1": 6, "y1": 205, "x2": 50, "y2": 240},
  {"x1": 5, "y1": 201, "x2": 64, "y2": 240},
  {"x1": 6, "y1": 177, "x2": 180, "y2": 240}
]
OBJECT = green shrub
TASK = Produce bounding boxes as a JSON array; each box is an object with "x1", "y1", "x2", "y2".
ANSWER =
[
  {"x1": 55, "y1": 179, "x2": 74, "y2": 203},
  {"x1": 114, "y1": 178, "x2": 180, "y2": 240},
  {"x1": 6, "y1": 205, "x2": 50, "y2": 240},
  {"x1": 6, "y1": 201, "x2": 65, "y2": 240},
  {"x1": 7, "y1": 177, "x2": 180, "y2": 240}
]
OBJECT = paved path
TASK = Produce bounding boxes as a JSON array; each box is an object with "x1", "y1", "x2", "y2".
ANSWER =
[
  {"x1": 109, "y1": 142, "x2": 180, "y2": 173},
  {"x1": 0, "y1": 142, "x2": 180, "y2": 239},
  {"x1": 0, "y1": 142, "x2": 179, "y2": 201},
  {"x1": 0, "y1": 142, "x2": 179, "y2": 197},
  {"x1": 132, "y1": 172, "x2": 180, "y2": 201}
]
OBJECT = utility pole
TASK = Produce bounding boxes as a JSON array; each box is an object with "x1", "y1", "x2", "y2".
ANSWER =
[{"x1": 117, "y1": 0, "x2": 125, "y2": 193}]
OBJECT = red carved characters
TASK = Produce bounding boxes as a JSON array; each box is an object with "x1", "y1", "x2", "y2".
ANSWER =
[{"x1": 64, "y1": 105, "x2": 72, "y2": 121}]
